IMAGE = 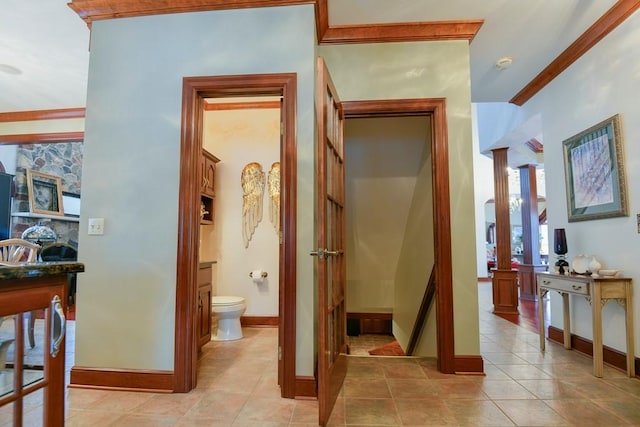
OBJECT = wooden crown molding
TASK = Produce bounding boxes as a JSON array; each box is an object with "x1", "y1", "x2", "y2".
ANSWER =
[
  {"x1": 69, "y1": 0, "x2": 482, "y2": 44},
  {"x1": 319, "y1": 20, "x2": 484, "y2": 45},
  {"x1": 0, "y1": 108, "x2": 85, "y2": 123},
  {"x1": 510, "y1": 0, "x2": 640, "y2": 106},
  {"x1": 0, "y1": 132, "x2": 84, "y2": 144},
  {"x1": 68, "y1": 0, "x2": 313, "y2": 25}
]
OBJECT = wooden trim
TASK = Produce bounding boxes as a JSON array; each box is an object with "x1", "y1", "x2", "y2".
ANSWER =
[
  {"x1": 347, "y1": 311, "x2": 392, "y2": 320},
  {"x1": 204, "y1": 101, "x2": 281, "y2": 111},
  {"x1": 0, "y1": 132, "x2": 84, "y2": 144},
  {"x1": 241, "y1": 315, "x2": 278, "y2": 327},
  {"x1": 0, "y1": 108, "x2": 85, "y2": 123},
  {"x1": 68, "y1": 0, "x2": 314, "y2": 24},
  {"x1": 295, "y1": 376, "x2": 317, "y2": 398},
  {"x1": 548, "y1": 326, "x2": 640, "y2": 376},
  {"x1": 477, "y1": 277, "x2": 491, "y2": 282},
  {"x1": 510, "y1": 0, "x2": 640, "y2": 106},
  {"x1": 342, "y1": 98, "x2": 455, "y2": 374},
  {"x1": 454, "y1": 355, "x2": 484, "y2": 375},
  {"x1": 69, "y1": 366, "x2": 174, "y2": 392},
  {"x1": 525, "y1": 138, "x2": 543, "y2": 154},
  {"x1": 177, "y1": 73, "x2": 297, "y2": 396},
  {"x1": 68, "y1": 0, "x2": 482, "y2": 45},
  {"x1": 320, "y1": 20, "x2": 484, "y2": 45}
]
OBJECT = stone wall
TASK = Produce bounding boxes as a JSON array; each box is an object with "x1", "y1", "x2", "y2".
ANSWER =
[{"x1": 11, "y1": 142, "x2": 83, "y2": 248}]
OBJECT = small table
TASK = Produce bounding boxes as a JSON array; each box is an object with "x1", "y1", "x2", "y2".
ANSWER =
[{"x1": 536, "y1": 272, "x2": 635, "y2": 378}]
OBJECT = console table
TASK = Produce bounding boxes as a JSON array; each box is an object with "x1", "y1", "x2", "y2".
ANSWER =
[{"x1": 536, "y1": 272, "x2": 634, "y2": 378}]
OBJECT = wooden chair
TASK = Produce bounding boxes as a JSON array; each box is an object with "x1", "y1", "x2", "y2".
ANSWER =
[
  {"x1": 0, "y1": 238, "x2": 41, "y2": 348},
  {"x1": 0, "y1": 238, "x2": 40, "y2": 265}
]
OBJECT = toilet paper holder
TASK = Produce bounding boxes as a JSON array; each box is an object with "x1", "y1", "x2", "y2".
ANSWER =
[{"x1": 249, "y1": 271, "x2": 268, "y2": 278}]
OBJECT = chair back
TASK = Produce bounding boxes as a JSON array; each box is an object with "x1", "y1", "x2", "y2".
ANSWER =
[{"x1": 0, "y1": 238, "x2": 40, "y2": 265}]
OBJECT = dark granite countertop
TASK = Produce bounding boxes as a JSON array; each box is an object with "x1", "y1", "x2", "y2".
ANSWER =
[{"x1": 0, "y1": 261, "x2": 84, "y2": 281}]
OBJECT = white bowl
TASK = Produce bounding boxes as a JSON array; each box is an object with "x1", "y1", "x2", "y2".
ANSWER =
[{"x1": 598, "y1": 269, "x2": 618, "y2": 277}]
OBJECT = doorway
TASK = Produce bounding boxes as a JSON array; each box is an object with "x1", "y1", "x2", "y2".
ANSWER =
[
  {"x1": 341, "y1": 99, "x2": 455, "y2": 372},
  {"x1": 344, "y1": 115, "x2": 432, "y2": 358},
  {"x1": 175, "y1": 73, "x2": 297, "y2": 395}
]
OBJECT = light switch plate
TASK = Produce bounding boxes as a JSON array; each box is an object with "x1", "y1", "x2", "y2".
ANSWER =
[{"x1": 88, "y1": 218, "x2": 105, "y2": 235}]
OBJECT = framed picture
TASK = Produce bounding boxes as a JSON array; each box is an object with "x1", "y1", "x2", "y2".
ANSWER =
[
  {"x1": 26, "y1": 170, "x2": 64, "y2": 216},
  {"x1": 562, "y1": 114, "x2": 628, "y2": 222}
]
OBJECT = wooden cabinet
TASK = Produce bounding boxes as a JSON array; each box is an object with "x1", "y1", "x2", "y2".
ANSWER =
[
  {"x1": 197, "y1": 263, "x2": 213, "y2": 349},
  {"x1": 200, "y1": 150, "x2": 220, "y2": 225},
  {"x1": 0, "y1": 263, "x2": 83, "y2": 426}
]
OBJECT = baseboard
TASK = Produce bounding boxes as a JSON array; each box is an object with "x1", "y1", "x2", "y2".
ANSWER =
[
  {"x1": 295, "y1": 375, "x2": 317, "y2": 399},
  {"x1": 548, "y1": 326, "x2": 639, "y2": 376},
  {"x1": 69, "y1": 366, "x2": 174, "y2": 392},
  {"x1": 454, "y1": 355, "x2": 484, "y2": 375},
  {"x1": 240, "y1": 316, "x2": 278, "y2": 327}
]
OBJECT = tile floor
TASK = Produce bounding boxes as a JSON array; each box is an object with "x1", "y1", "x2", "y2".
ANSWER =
[{"x1": 4, "y1": 282, "x2": 640, "y2": 426}]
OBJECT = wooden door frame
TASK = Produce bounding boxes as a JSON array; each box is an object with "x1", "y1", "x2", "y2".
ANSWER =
[
  {"x1": 175, "y1": 73, "x2": 298, "y2": 394},
  {"x1": 341, "y1": 98, "x2": 455, "y2": 373}
]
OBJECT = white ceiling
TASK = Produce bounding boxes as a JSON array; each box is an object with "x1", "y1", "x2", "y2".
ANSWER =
[{"x1": 0, "y1": 0, "x2": 617, "y2": 112}]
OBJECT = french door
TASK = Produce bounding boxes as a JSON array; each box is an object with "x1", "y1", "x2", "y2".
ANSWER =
[{"x1": 314, "y1": 56, "x2": 347, "y2": 426}]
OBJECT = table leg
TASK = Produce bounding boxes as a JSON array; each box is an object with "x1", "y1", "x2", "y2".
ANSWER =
[
  {"x1": 592, "y1": 284, "x2": 603, "y2": 377},
  {"x1": 625, "y1": 282, "x2": 635, "y2": 377},
  {"x1": 538, "y1": 287, "x2": 547, "y2": 351},
  {"x1": 562, "y1": 293, "x2": 571, "y2": 349}
]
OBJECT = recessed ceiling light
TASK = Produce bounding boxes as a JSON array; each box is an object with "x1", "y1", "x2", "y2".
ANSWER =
[
  {"x1": 0, "y1": 64, "x2": 23, "y2": 75},
  {"x1": 495, "y1": 57, "x2": 513, "y2": 71}
]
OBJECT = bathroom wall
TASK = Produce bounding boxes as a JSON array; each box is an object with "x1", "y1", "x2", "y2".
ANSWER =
[
  {"x1": 202, "y1": 106, "x2": 280, "y2": 316},
  {"x1": 76, "y1": 5, "x2": 316, "y2": 373}
]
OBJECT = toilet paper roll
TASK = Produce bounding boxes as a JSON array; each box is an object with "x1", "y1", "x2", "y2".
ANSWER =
[{"x1": 251, "y1": 270, "x2": 265, "y2": 284}]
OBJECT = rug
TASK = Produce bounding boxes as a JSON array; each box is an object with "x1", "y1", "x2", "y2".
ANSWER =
[{"x1": 368, "y1": 340, "x2": 405, "y2": 356}]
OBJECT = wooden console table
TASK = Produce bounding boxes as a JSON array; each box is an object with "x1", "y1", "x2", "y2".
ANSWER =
[{"x1": 536, "y1": 272, "x2": 634, "y2": 378}]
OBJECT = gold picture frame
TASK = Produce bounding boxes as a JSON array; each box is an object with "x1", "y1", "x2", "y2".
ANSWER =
[
  {"x1": 26, "y1": 170, "x2": 64, "y2": 216},
  {"x1": 562, "y1": 114, "x2": 628, "y2": 222}
]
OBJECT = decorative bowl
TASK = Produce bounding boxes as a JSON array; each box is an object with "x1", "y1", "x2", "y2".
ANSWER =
[{"x1": 598, "y1": 269, "x2": 618, "y2": 277}]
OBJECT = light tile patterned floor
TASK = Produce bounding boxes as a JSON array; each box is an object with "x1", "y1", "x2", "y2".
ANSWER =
[{"x1": 4, "y1": 282, "x2": 640, "y2": 426}]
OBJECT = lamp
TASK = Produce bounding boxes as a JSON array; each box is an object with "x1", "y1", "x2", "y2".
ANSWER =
[
  {"x1": 553, "y1": 228, "x2": 569, "y2": 274},
  {"x1": 21, "y1": 223, "x2": 57, "y2": 246}
]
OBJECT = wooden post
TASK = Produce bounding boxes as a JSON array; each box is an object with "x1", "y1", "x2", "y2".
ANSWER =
[{"x1": 490, "y1": 148, "x2": 518, "y2": 314}]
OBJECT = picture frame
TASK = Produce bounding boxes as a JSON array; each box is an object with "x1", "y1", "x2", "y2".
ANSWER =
[
  {"x1": 562, "y1": 114, "x2": 628, "y2": 222},
  {"x1": 26, "y1": 170, "x2": 64, "y2": 216}
]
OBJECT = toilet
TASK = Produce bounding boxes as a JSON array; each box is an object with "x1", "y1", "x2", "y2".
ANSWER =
[{"x1": 211, "y1": 296, "x2": 246, "y2": 341}]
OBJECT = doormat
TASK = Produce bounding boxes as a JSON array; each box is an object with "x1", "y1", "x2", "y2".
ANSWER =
[{"x1": 368, "y1": 340, "x2": 405, "y2": 356}]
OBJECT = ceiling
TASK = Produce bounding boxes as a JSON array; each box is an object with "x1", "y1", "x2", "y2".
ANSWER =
[{"x1": 0, "y1": 0, "x2": 620, "y2": 113}]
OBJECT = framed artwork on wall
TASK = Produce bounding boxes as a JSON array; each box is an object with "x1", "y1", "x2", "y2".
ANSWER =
[
  {"x1": 26, "y1": 169, "x2": 64, "y2": 216},
  {"x1": 562, "y1": 114, "x2": 628, "y2": 222}
]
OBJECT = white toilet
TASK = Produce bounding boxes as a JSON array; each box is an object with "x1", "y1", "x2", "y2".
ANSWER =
[{"x1": 211, "y1": 296, "x2": 246, "y2": 341}]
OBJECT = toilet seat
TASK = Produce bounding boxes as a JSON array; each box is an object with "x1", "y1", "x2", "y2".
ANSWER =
[{"x1": 212, "y1": 296, "x2": 245, "y2": 306}]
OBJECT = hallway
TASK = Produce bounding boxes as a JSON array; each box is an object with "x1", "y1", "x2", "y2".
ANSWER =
[{"x1": 5, "y1": 282, "x2": 640, "y2": 425}]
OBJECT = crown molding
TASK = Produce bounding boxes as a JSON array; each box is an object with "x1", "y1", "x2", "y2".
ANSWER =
[
  {"x1": 510, "y1": 0, "x2": 640, "y2": 106},
  {"x1": 319, "y1": 20, "x2": 484, "y2": 45},
  {"x1": 68, "y1": 0, "x2": 313, "y2": 25},
  {"x1": 0, "y1": 108, "x2": 85, "y2": 123}
]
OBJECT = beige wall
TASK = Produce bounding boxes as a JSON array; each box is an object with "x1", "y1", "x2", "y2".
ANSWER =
[
  {"x1": 320, "y1": 40, "x2": 480, "y2": 356},
  {"x1": 202, "y1": 107, "x2": 280, "y2": 316},
  {"x1": 392, "y1": 118, "x2": 435, "y2": 356}
]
